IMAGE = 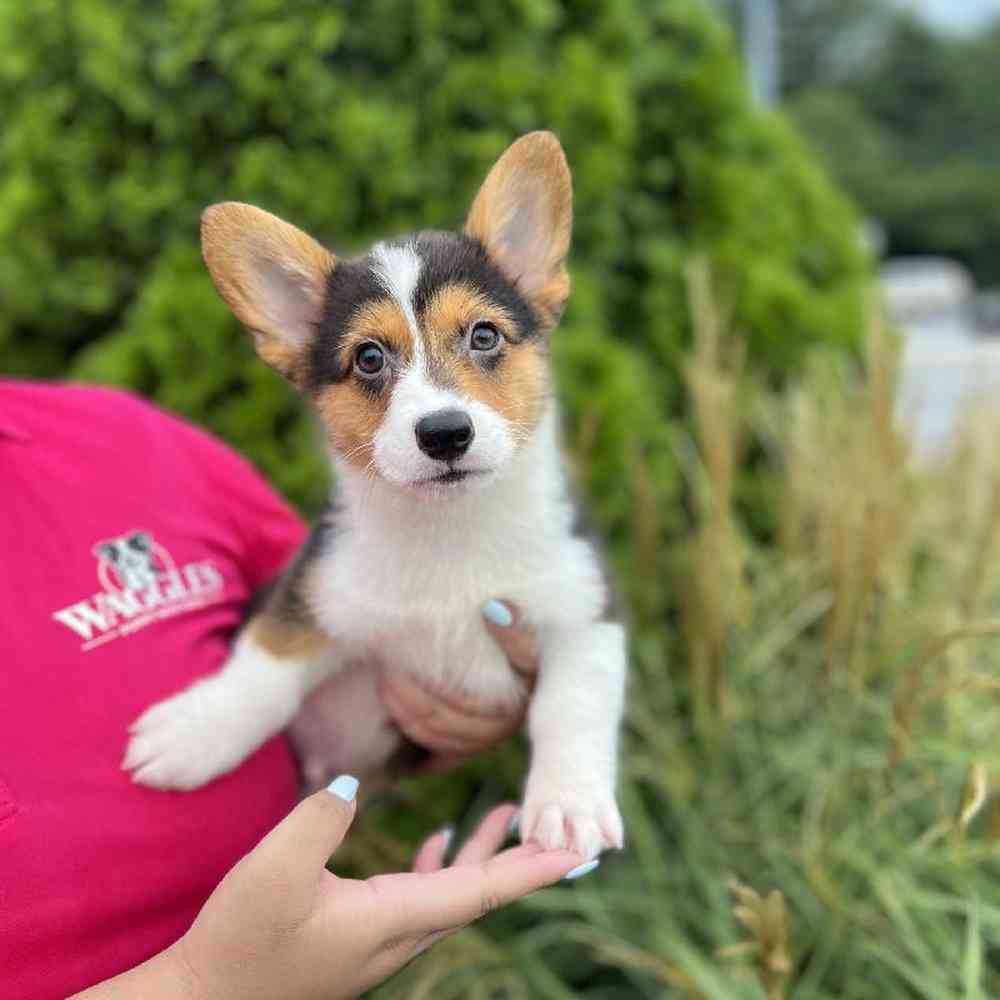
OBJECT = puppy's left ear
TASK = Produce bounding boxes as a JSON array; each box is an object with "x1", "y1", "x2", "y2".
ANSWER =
[
  {"x1": 201, "y1": 203, "x2": 336, "y2": 383},
  {"x1": 128, "y1": 531, "x2": 152, "y2": 552},
  {"x1": 465, "y1": 131, "x2": 572, "y2": 327}
]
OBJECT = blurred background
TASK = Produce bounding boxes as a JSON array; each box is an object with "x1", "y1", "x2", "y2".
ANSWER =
[
  {"x1": 719, "y1": 0, "x2": 1000, "y2": 459},
  {"x1": 3, "y1": 1, "x2": 1000, "y2": 996}
]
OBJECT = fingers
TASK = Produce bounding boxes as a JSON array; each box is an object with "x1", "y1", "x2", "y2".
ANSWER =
[
  {"x1": 378, "y1": 671, "x2": 522, "y2": 757},
  {"x1": 481, "y1": 601, "x2": 540, "y2": 678},
  {"x1": 377, "y1": 670, "x2": 437, "y2": 737},
  {"x1": 410, "y1": 699, "x2": 519, "y2": 756},
  {"x1": 452, "y1": 804, "x2": 518, "y2": 867},
  {"x1": 391, "y1": 845, "x2": 585, "y2": 934},
  {"x1": 411, "y1": 826, "x2": 453, "y2": 873},
  {"x1": 412, "y1": 803, "x2": 516, "y2": 872},
  {"x1": 376, "y1": 599, "x2": 537, "y2": 764},
  {"x1": 252, "y1": 774, "x2": 358, "y2": 886}
]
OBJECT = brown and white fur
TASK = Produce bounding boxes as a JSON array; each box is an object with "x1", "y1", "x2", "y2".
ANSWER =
[{"x1": 123, "y1": 132, "x2": 626, "y2": 860}]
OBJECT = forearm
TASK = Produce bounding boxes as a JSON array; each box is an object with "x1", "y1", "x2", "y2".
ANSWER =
[
  {"x1": 72, "y1": 941, "x2": 199, "y2": 1000},
  {"x1": 517, "y1": 620, "x2": 626, "y2": 857},
  {"x1": 529, "y1": 621, "x2": 626, "y2": 783}
]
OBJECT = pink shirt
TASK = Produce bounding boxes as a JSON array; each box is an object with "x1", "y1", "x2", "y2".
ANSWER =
[{"x1": 0, "y1": 381, "x2": 306, "y2": 999}]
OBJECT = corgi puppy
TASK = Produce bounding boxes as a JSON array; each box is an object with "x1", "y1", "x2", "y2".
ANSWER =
[{"x1": 123, "y1": 132, "x2": 626, "y2": 859}]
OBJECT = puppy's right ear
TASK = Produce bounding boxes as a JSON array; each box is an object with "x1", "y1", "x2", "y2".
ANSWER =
[{"x1": 201, "y1": 203, "x2": 336, "y2": 382}]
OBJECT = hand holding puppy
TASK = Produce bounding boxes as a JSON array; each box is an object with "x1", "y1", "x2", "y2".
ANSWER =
[
  {"x1": 75, "y1": 789, "x2": 587, "y2": 1000},
  {"x1": 378, "y1": 600, "x2": 539, "y2": 771}
]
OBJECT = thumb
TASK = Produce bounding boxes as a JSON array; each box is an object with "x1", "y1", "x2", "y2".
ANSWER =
[
  {"x1": 481, "y1": 600, "x2": 539, "y2": 677},
  {"x1": 252, "y1": 774, "x2": 359, "y2": 886}
]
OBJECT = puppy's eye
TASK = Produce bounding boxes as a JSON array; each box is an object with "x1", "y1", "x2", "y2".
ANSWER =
[
  {"x1": 354, "y1": 341, "x2": 386, "y2": 376},
  {"x1": 469, "y1": 321, "x2": 501, "y2": 352}
]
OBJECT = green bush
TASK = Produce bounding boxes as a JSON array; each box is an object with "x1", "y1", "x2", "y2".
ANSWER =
[{"x1": 0, "y1": 0, "x2": 868, "y2": 531}]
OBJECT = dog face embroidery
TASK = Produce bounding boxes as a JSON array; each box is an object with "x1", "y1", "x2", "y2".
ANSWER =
[
  {"x1": 200, "y1": 132, "x2": 571, "y2": 495},
  {"x1": 93, "y1": 531, "x2": 162, "y2": 593}
]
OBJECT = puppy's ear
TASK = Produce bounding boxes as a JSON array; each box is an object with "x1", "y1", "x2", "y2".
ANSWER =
[
  {"x1": 465, "y1": 131, "x2": 572, "y2": 327},
  {"x1": 94, "y1": 542, "x2": 118, "y2": 563},
  {"x1": 128, "y1": 531, "x2": 152, "y2": 552},
  {"x1": 201, "y1": 203, "x2": 336, "y2": 381}
]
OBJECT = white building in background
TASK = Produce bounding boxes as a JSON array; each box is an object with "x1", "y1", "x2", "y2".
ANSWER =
[
  {"x1": 885, "y1": 257, "x2": 1000, "y2": 459},
  {"x1": 888, "y1": 0, "x2": 1000, "y2": 36},
  {"x1": 732, "y1": 1, "x2": 1000, "y2": 457},
  {"x1": 882, "y1": 257, "x2": 974, "y2": 323}
]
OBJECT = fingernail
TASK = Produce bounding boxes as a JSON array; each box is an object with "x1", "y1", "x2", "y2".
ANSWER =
[
  {"x1": 483, "y1": 599, "x2": 513, "y2": 628},
  {"x1": 564, "y1": 859, "x2": 600, "y2": 881},
  {"x1": 440, "y1": 825, "x2": 454, "y2": 850},
  {"x1": 327, "y1": 774, "x2": 359, "y2": 802},
  {"x1": 508, "y1": 810, "x2": 521, "y2": 835}
]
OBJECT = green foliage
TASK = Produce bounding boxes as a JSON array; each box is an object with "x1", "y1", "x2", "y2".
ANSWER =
[
  {"x1": 0, "y1": 0, "x2": 868, "y2": 522},
  {"x1": 785, "y1": 10, "x2": 1000, "y2": 286}
]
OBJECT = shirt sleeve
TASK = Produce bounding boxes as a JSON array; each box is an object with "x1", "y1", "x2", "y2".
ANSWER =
[
  {"x1": 211, "y1": 451, "x2": 309, "y2": 592},
  {"x1": 128, "y1": 393, "x2": 309, "y2": 592}
]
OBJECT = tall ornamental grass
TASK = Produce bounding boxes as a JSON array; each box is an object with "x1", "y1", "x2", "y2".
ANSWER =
[{"x1": 357, "y1": 272, "x2": 1000, "y2": 999}]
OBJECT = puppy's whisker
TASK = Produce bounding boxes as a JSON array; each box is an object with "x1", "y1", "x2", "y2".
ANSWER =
[{"x1": 340, "y1": 438, "x2": 375, "y2": 464}]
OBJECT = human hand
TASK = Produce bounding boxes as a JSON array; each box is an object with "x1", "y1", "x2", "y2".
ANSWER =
[
  {"x1": 378, "y1": 600, "x2": 539, "y2": 771},
  {"x1": 161, "y1": 779, "x2": 586, "y2": 1000}
]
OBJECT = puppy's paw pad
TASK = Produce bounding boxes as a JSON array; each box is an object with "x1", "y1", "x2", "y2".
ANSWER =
[{"x1": 520, "y1": 792, "x2": 623, "y2": 860}]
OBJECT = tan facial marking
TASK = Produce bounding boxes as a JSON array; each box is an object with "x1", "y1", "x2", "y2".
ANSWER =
[
  {"x1": 420, "y1": 283, "x2": 510, "y2": 357},
  {"x1": 337, "y1": 299, "x2": 415, "y2": 370},
  {"x1": 315, "y1": 299, "x2": 415, "y2": 471},
  {"x1": 315, "y1": 382, "x2": 387, "y2": 471},
  {"x1": 422, "y1": 283, "x2": 549, "y2": 437}
]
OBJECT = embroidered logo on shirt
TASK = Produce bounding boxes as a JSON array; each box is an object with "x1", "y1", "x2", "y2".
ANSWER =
[{"x1": 52, "y1": 530, "x2": 225, "y2": 651}]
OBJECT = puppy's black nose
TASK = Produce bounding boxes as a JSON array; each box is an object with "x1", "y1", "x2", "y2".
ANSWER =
[{"x1": 415, "y1": 409, "x2": 475, "y2": 462}]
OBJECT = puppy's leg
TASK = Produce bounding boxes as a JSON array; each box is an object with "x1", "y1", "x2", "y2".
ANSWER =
[
  {"x1": 124, "y1": 554, "x2": 331, "y2": 791},
  {"x1": 520, "y1": 621, "x2": 627, "y2": 860}
]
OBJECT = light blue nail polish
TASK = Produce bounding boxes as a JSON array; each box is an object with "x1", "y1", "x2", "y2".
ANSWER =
[
  {"x1": 483, "y1": 599, "x2": 513, "y2": 628},
  {"x1": 508, "y1": 811, "x2": 521, "y2": 836},
  {"x1": 564, "y1": 859, "x2": 600, "y2": 881},
  {"x1": 327, "y1": 774, "x2": 359, "y2": 802},
  {"x1": 440, "y1": 825, "x2": 455, "y2": 850}
]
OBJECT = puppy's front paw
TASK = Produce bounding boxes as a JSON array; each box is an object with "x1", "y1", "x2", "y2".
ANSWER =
[
  {"x1": 520, "y1": 783, "x2": 623, "y2": 861},
  {"x1": 123, "y1": 679, "x2": 261, "y2": 790}
]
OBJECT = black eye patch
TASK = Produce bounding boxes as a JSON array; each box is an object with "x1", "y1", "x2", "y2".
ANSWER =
[{"x1": 308, "y1": 258, "x2": 387, "y2": 389}]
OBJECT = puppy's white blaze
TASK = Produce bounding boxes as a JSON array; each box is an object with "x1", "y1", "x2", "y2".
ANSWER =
[
  {"x1": 372, "y1": 365, "x2": 458, "y2": 485},
  {"x1": 370, "y1": 241, "x2": 423, "y2": 363}
]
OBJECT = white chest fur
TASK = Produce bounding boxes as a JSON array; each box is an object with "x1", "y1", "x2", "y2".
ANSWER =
[{"x1": 308, "y1": 407, "x2": 608, "y2": 707}]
